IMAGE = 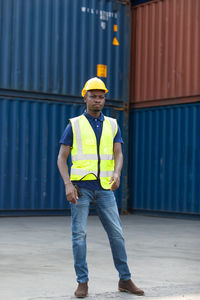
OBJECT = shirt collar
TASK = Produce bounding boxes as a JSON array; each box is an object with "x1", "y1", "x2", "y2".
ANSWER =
[{"x1": 84, "y1": 110, "x2": 104, "y2": 121}]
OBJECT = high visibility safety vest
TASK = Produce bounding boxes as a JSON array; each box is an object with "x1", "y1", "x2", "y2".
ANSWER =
[{"x1": 70, "y1": 114, "x2": 118, "y2": 189}]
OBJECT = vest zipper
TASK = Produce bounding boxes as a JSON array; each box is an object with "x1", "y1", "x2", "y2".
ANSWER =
[{"x1": 97, "y1": 142, "x2": 100, "y2": 178}]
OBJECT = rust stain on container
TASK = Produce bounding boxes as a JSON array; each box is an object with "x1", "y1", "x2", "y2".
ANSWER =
[{"x1": 130, "y1": 0, "x2": 200, "y2": 108}]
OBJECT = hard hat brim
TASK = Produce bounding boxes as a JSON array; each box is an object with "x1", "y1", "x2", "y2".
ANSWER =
[{"x1": 82, "y1": 88, "x2": 108, "y2": 97}]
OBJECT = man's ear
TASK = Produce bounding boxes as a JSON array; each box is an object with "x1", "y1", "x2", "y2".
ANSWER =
[{"x1": 83, "y1": 92, "x2": 87, "y2": 103}]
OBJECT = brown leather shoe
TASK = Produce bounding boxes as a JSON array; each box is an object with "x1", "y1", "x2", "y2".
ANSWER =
[
  {"x1": 118, "y1": 279, "x2": 144, "y2": 296},
  {"x1": 74, "y1": 282, "x2": 88, "y2": 298}
]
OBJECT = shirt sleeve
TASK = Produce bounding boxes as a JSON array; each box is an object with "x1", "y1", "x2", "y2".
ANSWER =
[
  {"x1": 59, "y1": 123, "x2": 73, "y2": 146},
  {"x1": 114, "y1": 125, "x2": 124, "y2": 144}
]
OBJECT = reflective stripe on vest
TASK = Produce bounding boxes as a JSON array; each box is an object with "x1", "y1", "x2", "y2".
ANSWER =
[
  {"x1": 69, "y1": 114, "x2": 118, "y2": 189},
  {"x1": 70, "y1": 169, "x2": 114, "y2": 177}
]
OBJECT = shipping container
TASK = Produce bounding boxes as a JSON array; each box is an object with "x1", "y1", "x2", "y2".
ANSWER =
[
  {"x1": 0, "y1": 96, "x2": 125, "y2": 216},
  {"x1": 130, "y1": 0, "x2": 200, "y2": 108},
  {"x1": 0, "y1": 0, "x2": 131, "y2": 216},
  {"x1": 129, "y1": 103, "x2": 200, "y2": 215},
  {"x1": 0, "y1": 0, "x2": 131, "y2": 102}
]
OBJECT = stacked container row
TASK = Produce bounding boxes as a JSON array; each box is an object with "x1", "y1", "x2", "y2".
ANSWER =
[
  {"x1": 0, "y1": 0, "x2": 131, "y2": 216},
  {"x1": 1, "y1": 0, "x2": 199, "y2": 216},
  {"x1": 129, "y1": 0, "x2": 200, "y2": 215}
]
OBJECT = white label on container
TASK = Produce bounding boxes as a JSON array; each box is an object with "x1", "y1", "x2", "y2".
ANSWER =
[{"x1": 81, "y1": 7, "x2": 118, "y2": 21}]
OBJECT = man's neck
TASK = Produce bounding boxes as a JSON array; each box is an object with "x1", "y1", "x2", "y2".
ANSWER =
[{"x1": 86, "y1": 110, "x2": 101, "y2": 118}]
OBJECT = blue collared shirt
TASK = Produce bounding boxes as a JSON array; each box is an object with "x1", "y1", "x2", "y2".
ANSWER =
[{"x1": 59, "y1": 111, "x2": 123, "y2": 190}]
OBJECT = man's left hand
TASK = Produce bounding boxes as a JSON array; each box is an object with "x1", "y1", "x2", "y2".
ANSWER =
[{"x1": 110, "y1": 172, "x2": 120, "y2": 191}]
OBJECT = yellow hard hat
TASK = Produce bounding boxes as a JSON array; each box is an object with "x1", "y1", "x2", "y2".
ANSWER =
[{"x1": 81, "y1": 77, "x2": 108, "y2": 97}]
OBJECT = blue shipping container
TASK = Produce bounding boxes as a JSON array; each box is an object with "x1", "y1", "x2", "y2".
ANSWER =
[
  {"x1": 0, "y1": 0, "x2": 131, "y2": 101},
  {"x1": 129, "y1": 103, "x2": 200, "y2": 215},
  {"x1": 0, "y1": 96, "x2": 125, "y2": 216}
]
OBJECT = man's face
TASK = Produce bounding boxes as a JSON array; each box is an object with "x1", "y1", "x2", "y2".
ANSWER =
[{"x1": 84, "y1": 90, "x2": 105, "y2": 113}]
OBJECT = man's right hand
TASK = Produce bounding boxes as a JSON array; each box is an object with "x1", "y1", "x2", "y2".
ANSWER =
[{"x1": 65, "y1": 182, "x2": 78, "y2": 205}]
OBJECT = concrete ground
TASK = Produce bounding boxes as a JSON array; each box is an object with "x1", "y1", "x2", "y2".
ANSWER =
[{"x1": 0, "y1": 214, "x2": 200, "y2": 300}]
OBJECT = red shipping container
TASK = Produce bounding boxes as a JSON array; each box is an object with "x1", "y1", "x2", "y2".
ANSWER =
[{"x1": 130, "y1": 0, "x2": 200, "y2": 108}]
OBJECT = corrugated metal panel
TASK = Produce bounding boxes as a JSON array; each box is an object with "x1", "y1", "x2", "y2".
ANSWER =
[
  {"x1": 0, "y1": 0, "x2": 131, "y2": 101},
  {"x1": 0, "y1": 97, "x2": 124, "y2": 216},
  {"x1": 130, "y1": 0, "x2": 200, "y2": 108},
  {"x1": 129, "y1": 103, "x2": 200, "y2": 215}
]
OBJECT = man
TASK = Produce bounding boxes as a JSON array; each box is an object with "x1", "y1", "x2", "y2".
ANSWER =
[{"x1": 57, "y1": 77, "x2": 144, "y2": 298}]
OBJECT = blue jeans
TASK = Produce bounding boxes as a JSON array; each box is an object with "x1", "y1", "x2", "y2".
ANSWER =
[{"x1": 70, "y1": 188, "x2": 131, "y2": 283}]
